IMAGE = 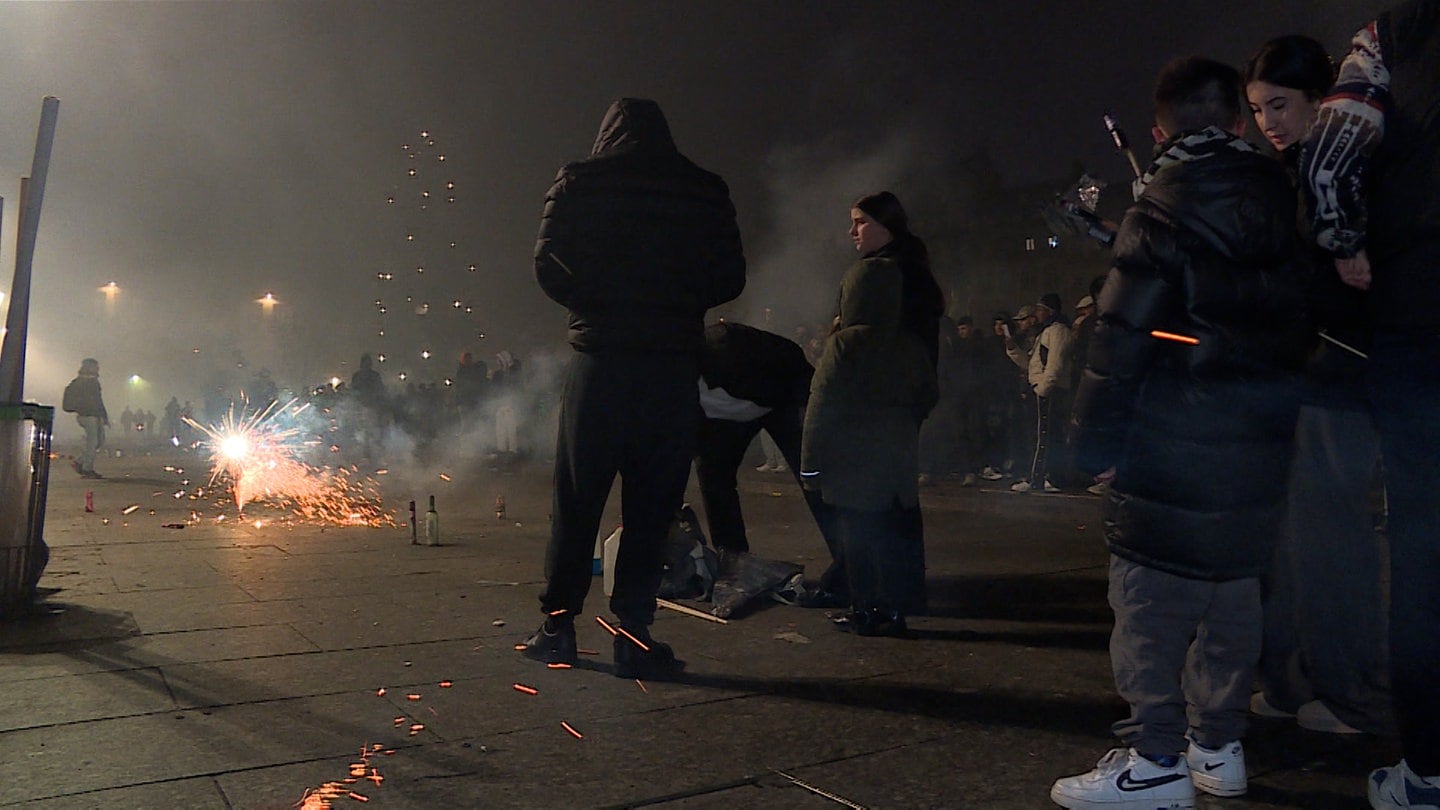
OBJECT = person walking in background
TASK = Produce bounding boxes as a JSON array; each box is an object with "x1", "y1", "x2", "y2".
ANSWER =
[
  {"x1": 801, "y1": 192, "x2": 938, "y2": 637},
  {"x1": 521, "y1": 98, "x2": 746, "y2": 679},
  {"x1": 1242, "y1": 34, "x2": 1395, "y2": 740},
  {"x1": 62, "y1": 358, "x2": 109, "y2": 480},
  {"x1": 1300, "y1": 3, "x2": 1440, "y2": 805},
  {"x1": 1054, "y1": 56, "x2": 1310, "y2": 809}
]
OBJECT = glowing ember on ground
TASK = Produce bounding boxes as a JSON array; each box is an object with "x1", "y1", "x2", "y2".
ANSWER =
[
  {"x1": 561, "y1": 720, "x2": 584, "y2": 739},
  {"x1": 183, "y1": 400, "x2": 396, "y2": 527}
]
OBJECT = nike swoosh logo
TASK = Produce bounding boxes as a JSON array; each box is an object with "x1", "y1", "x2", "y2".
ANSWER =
[
  {"x1": 1116, "y1": 770, "x2": 1188, "y2": 792},
  {"x1": 1203, "y1": 761, "x2": 1227, "y2": 771}
]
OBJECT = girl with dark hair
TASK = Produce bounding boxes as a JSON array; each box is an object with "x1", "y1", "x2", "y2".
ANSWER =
[
  {"x1": 1244, "y1": 35, "x2": 1395, "y2": 741},
  {"x1": 849, "y1": 192, "x2": 946, "y2": 369},
  {"x1": 1244, "y1": 35, "x2": 1334, "y2": 155},
  {"x1": 801, "y1": 192, "x2": 939, "y2": 636}
]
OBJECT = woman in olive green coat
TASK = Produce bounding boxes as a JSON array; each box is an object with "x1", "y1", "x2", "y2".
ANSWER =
[{"x1": 801, "y1": 200, "x2": 938, "y2": 635}]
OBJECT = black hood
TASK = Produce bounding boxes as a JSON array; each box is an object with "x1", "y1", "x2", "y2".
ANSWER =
[{"x1": 591, "y1": 98, "x2": 677, "y2": 157}]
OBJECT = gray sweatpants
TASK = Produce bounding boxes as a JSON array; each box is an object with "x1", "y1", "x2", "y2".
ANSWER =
[{"x1": 1108, "y1": 555, "x2": 1261, "y2": 758}]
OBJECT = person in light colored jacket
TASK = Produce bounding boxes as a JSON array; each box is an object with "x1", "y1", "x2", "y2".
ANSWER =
[{"x1": 1004, "y1": 293, "x2": 1072, "y2": 492}]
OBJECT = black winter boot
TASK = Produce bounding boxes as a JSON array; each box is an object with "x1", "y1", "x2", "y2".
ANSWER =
[
  {"x1": 612, "y1": 624, "x2": 684, "y2": 680},
  {"x1": 518, "y1": 617, "x2": 577, "y2": 665}
]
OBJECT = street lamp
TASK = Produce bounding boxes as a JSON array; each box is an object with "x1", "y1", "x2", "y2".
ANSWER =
[
  {"x1": 99, "y1": 281, "x2": 119, "y2": 315},
  {"x1": 257, "y1": 291, "x2": 278, "y2": 318}
]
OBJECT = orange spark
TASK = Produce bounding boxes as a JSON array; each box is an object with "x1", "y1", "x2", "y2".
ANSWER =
[
  {"x1": 1150, "y1": 329, "x2": 1199, "y2": 345},
  {"x1": 513, "y1": 643, "x2": 528, "y2": 651},
  {"x1": 547, "y1": 662, "x2": 573, "y2": 669},
  {"x1": 121, "y1": 504, "x2": 140, "y2": 515},
  {"x1": 636, "y1": 679, "x2": 649, "y2": 693},
  {"x1": 347, "y1": 792, "x2": 369, "y2": 803},
  {"x1": 375, "y1": 688, "x2": 386, "y2": 696},
  {"x1": 439, "y1": 680, "x2": 453, "y2": 688},
  {"x1": 595, "y1": 616, "x2": 618, "y2": 636},
  {"x1": 513, "y1": 683, "x2": 539, "y2": 695},
  {"x1": 561, "y1": 721, "x2": 584, "y2": 739},
  {"x1": 578, "y1": 648, "x2": 599, "y2": 656},
  {"x1": 438, "y1": 473, "x2": 451, "y2": 481},
  {"x1": 406, "y1": 693, "x2": 421, "y2": 701},
  {"x1": 616, "y1": 626, "x2": 651, "y2": 653}
]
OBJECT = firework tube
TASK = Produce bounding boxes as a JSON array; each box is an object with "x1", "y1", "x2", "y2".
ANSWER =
[
  {"x1": 1104, "y1": 111, "x2": 1144, "y2": 179},
  {"x1": 1150, "y1": 330, "x2": 1199, "y2": 345}
]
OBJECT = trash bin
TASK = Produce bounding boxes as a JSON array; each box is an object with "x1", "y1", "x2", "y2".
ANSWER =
[{"x1": 0, "y1": 403, "x2": 53, "y2": 620}]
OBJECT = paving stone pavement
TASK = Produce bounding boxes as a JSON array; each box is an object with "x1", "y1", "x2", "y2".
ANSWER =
[{"x1": 1, "y1": 447, "x2": 1393, "y2": 808}]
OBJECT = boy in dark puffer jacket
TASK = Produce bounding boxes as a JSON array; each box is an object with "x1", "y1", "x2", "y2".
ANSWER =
[{"x1": 1051, "y1": 58, "x2": 1310, "y2": 810}]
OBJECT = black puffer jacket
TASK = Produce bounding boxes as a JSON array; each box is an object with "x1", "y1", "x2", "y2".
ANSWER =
[
  {"x1": 534, "y1": 98, "x2": 747, "y2": 355},
  {"x1": 1073, "y1": 128, "x2": 1310, "y2": 581}
]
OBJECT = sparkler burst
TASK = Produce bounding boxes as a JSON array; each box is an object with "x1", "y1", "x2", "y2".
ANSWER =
[{"x1": 184, "y1": 400, "x2": 396, "y2": 527}]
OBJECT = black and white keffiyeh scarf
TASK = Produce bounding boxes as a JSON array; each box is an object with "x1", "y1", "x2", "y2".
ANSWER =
[{"x1": 1132, "y1": 126, "x2": 1259, "y2": 200}]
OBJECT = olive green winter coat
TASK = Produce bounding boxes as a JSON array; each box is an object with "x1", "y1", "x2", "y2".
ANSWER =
[{"x1": 801, "y1": 258, "x2": 938, "y2": 511}]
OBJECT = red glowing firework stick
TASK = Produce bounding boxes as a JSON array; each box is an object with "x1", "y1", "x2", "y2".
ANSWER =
[
  {"x1": 1149, "y1": 329, "x2": 1200, "y2": 346},
  {"x1": 513, "y1": 683, "x2": 539, "y2": 695},
  {"x1": 561, "y1": 721, "x2": 584, "y2": 739},
  {"x1": 616, "y1": 626, "x2": 651, "y2": 653},
  {"x1": 594, "y1": 616, "x2": 618, "y2": 636}
]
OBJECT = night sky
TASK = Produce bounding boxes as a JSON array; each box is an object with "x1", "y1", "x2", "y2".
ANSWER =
[{"x1": 0, "y1": 0, "x2": 1377, "y2": 411}]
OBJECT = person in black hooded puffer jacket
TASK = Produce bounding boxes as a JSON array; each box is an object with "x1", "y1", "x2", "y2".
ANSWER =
[
  {"x1": 520, "y1": 98, "x2": 746, "y2": 680},
  {"x1": 1054, "y1": 58, "x2": 1311, "y2": 809}
]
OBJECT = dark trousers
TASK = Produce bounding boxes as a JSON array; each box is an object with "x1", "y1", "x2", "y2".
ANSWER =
[
  {"x1": 1260, "y1": 404, "x2": 1393, "y2": 734},
  {"x1": 694, "y1": 408, "x2": 845, "y2": 594},
  {"x1": 1368, "y1": 332, "x2": 1440, "y2": 775},
  {"x1": 540, "y1": 352, "x2": 697, "y2": 628},
  {"x1": 835, "y1": 501, "x2": 925, "y2": 615}
]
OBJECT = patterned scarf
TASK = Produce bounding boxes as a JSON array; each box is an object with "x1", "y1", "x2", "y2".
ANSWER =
[{"x1": 1132, "y1": 126, "x2": 1259, "y2": 200}]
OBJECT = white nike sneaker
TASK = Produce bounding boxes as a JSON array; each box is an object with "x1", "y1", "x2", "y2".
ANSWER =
[
  {"x1": 1186, "y1": 739, "x2": 1247, "y2": 797},
  {"x1": 1051, "y1": 747, "x2": 1195, "y2": 809}
]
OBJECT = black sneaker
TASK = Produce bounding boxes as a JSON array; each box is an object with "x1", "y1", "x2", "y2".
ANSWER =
[
  {"x1": 613, "y1": 625, "x2": 684, "y2": 680},
  {"x1": 831, "y1": 607, "x2": 907, "y2": 638},
  {"x1": 796, "y1": 589, "x2": 849, "y2": 609},
  {"x1": 518, "y1": 618, "x2": 576, "y2": 665}
]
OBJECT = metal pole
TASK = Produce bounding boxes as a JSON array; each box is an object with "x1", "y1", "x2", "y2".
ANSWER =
[{"x1": 0, "y1": 97, "x2": 60, "y2": 403}]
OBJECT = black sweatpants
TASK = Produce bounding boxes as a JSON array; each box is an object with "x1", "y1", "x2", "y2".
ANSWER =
[{"x1": 540, "y1": 351, "x2": 698, "y2": 627}]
